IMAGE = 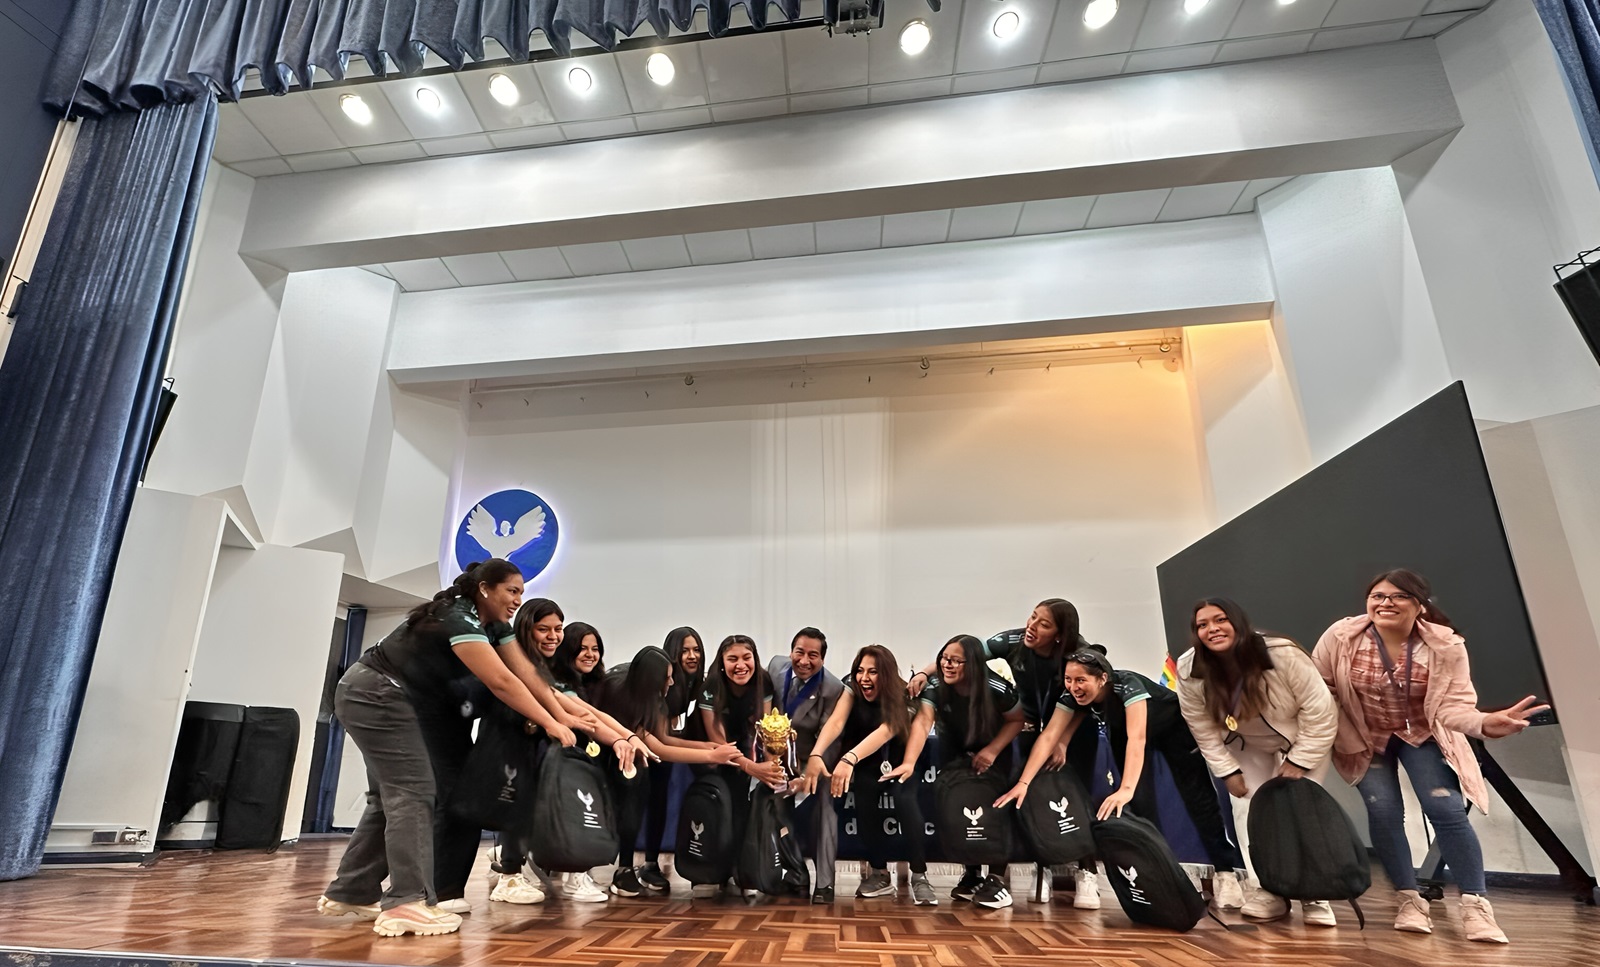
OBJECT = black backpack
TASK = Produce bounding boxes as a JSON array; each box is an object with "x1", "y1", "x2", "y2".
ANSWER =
[
  {"x1": 736, "y1": 786, "x2": 810, "y2": 896},
  {"x1": 674, "y1": 772, "x2": 736, "y2": 884},
  {"x1": 1014, "y1": 767, "x2": 1095, "y2": 864},
  {"x1": 527, "y1": 740, "x2": 618, "y2": 872},
  {"x1": 932, "y1": 762, "x2": 1014, "y2": 867},
  {"x1": 1248, "y1": 777, "x2": 1370, "y2": 927},
  {"x1": 1094, "y1": 814, "x2": 1208, "y2": 932},
  {"x1": 450, "y1": 702, "x2": 543, "y2": 832}
]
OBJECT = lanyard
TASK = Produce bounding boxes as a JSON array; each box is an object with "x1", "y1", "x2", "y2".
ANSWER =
[
  {"x1": 783, "y1": 666, "x2": 820, "y2": 716},
  {"x1": 1224, "y1": 678, "x2": 1245, "y2": 732},
  {"x1": 1369, "y1": 627, "x2": 1417, "y2": 731}
]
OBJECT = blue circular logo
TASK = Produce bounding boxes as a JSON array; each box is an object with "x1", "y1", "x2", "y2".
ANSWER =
[{"x1": 454, "y1": 489, "x2": 560, "y2": 581}]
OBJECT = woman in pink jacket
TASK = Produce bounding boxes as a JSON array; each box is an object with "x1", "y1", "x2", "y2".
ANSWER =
[{"x1": 1311, "y1": 569, "x2": 1547, "y2": 944}]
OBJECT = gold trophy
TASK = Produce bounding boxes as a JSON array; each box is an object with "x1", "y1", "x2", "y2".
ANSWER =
[{"x1": 756, "y1": 708, "x2": 798, "y2": 781}]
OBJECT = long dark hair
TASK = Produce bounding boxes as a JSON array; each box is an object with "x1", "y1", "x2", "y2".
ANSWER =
[
  {"x1": 594, "y1": 646, "x2": 672, "y2": 735},
  {"x1": 552, "y1": 621, "x2": 606, "y2": 692},
  {"x1": 406, "y1": 559, "x2": 520, "y2": 627},
  {"x1": 1367, "y1": 568, "x2": 1455, "y2": 630},
  {"x1": 1188, "y1": 597, "x2": 1276, "y2": 726},
  {"x1": 851, "y1": 644, "x2": 911, "y2": 741},
  {"x1": 1032, "y1": 598, "x2": 1081, "y2": 661},
  {"x1": 663, "y1": 626, "x2": 705, "y2": 716},
  {"x1": 935, "y1": 635, "x2": 1000, "y2": 751},
  {"x1": 706, "y1": 634, "x2": 772, "y2": 744},
  {"x1": 512, "y1": 597, "x2": 563, "y2": 681}
]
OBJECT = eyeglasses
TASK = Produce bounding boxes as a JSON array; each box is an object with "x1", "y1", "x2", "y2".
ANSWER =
[
  {"x1": 1368, "y1": 592, "x2": 1417, "y2": 605},
  {"x1": 939, "y1": 657, "x2": 967, "y2": 667}
]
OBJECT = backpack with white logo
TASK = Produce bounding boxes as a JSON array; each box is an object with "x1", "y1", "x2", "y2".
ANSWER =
[
  {"x1": 1015, "y1": 767, "x2": 1095, "y2": 864},
  {"x1": 1248, "y1": 777, "x2": 1370, "y2": 927},
  {"x1": 674, "y1": 772, "x2": 735, "y2": 884},
  {"x1": 527, "y1": 741, "x2": 618, "y2": 872},
  {"x1": 736, "y1": 786, "x2": 810, "y2": 896},
  {"x1": 450, "y1": 701, "x2": 543, "y2": 832},
  {"x1": 932, "y1": 761, "x2": 1014, "y2": 866},
  {"x1": 1094, "y1": 814, "x2": 1208, "y2": 931}
]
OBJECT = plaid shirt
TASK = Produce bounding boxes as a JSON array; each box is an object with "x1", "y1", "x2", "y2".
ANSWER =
[{"x1": 1350, "y1": 631, "x2": 1433, "y2": 748}]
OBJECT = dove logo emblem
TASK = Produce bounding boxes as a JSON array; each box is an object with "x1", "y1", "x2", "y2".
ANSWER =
[
  {"x1": 453, "y1": 489, "x2": 561, "y2": 581},
  {"x1": 496, "y1": 765, "x2": 518, "y2": 803},
  {"x1": 1048, "y1": 796, "x2": 1079, "y2": 835},
  {"x1": 688, "y1": 821, "x2": 706, "y2": 857},
  {"x1": 962, "y1": 806, "x2": 986, "y2": 840},
  {"x1": 1119, "y1": 865, "x2": 1150, "y2": 905},
  {"x1": 576, "y1": 788, "x2": 602, "y2": 829}
]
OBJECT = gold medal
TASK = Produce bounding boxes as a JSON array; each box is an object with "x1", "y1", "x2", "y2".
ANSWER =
[
  {"x1": 585, "y1": 740, "x2": 600, "y2": 758},
  {"x1": 1224, "y1": 715, "x2": 1238, "y2": 732}
]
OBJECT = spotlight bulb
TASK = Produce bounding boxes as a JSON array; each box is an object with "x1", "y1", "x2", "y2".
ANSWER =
[
  {"x1": 415, "y1": 87, "x2": 441, "y2": 112},
  {"x1": 1184, "y1": 0, "x2": 1211, "y2": 13},
  {"x1": 899, "y1": 20, "x2": 932, "y2": 55},
  {"x1": 1084, "y1": 0, "x2": 1119, "y2": 30},
  {"x1": 567, "y1": 66, "x2": 593, "y2": 93},
  {"x1": 993, "y1": 10, "x2": 1021, "y2": 39},
  {"x1": 339, "y1": 94, "x2": 372, "y2": 125},
  {"x1": 488, "y1": 73, "x2": 519, "y2": 106},
  {"x1": 646, "y1": 52, "x2": 675, "y2": 86}
]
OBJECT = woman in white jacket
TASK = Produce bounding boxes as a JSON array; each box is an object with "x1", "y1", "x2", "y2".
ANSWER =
[{"x1": 1176, "y1": 597, "x2": 1339, "y2": 925}]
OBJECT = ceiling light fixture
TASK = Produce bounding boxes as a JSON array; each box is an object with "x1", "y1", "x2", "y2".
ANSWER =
[
  {"x1": 899, "y1": 20, "x2": 932, "y2": 55},
  {"x1": 339, "y1": 94, "x2": 372, "y2": 125},
  {"x1": 1183, "y1": 0, "x2": 1211, "y2": 13},
  {"x1": 1278, "y1": 0, "x2": 1298, "y2": 5},
  {"x1": 1083, "y1": 0, "x2": 1118, "y2": 30},
  {"x1": 646, "y1": 52, "x2": 675, "y2": 86},
  {"x1": 992, "y1": 10, "x2": 1021, "y2": 39},
  {"x1": 488, "y1": 73, "x2": 520, "y2": 106},
  {"x1": 567, "y1": 66, "x2": 593, "y2": 93},
  {"x1": 415, "y1": 87, "x2": 441, "y2": 112}
]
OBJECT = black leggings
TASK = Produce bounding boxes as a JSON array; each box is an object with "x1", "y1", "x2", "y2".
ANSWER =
[
  {"x1": 642, "y1": 758, "x2": 674, "y2": 865},
  {"x1": 611, "y1": 766, "x2": 651, "y2": 869},
  {"x1": 1114, "y1": 723, "x2": 1241, "y2": 872},
  {"x1": 853, "y1": 771, "x2": 927, "y2": 874}
]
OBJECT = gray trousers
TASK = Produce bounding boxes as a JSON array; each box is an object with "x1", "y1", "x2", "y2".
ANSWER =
[
  {"x1": 796, "y1": 786, "x2": 838, "y2": 889},
  {"x1": 324, "y1": 663, "x2": 438, "y2": 910}
]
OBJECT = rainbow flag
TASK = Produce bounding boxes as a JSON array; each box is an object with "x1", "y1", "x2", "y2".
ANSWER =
[{"x1": 1159, "y1": 653, "x2": 1179, "y2": 692}]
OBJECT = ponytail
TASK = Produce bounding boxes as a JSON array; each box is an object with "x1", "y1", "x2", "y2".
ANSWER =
[{"x1": 406, "y1": 559, "x2": 520, "y2": 627}]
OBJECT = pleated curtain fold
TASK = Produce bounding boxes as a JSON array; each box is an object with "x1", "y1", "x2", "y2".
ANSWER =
[{"x1": 1535, "y1": 0, "x2": 1600, "y2": 183}]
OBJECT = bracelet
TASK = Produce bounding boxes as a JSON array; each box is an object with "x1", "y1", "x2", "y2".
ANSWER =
[
  {"x1": 843, "y1": 753, "x2": 858, "y2": 765},
  {"x1": 808, "y1": 754, "x2": 824, "y2": 761},
  {"x1": 1018, "y1": 779, "x2": 1029, "y2": 785},
  {"x1": 911, "y1": 670, "x2": 927, "y2": 680}
]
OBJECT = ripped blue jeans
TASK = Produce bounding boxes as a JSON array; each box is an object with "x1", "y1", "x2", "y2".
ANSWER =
[{"x1": 1356, "y1": 735, "x2": 1486, "y2": 895}]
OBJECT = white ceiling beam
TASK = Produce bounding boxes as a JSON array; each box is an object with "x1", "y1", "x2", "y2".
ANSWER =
[{"x1": 242, "y1": 40, "x2": 1460, "y2": 273}]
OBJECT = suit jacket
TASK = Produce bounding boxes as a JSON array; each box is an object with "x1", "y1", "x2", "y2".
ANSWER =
[{"x1": 766, "y1": 654, "x2": 844, "y2": 762}]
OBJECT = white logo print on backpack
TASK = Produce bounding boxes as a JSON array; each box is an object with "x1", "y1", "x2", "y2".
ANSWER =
[
  {"x1": 1119, "y1": 865, "x2": 1150, "y2": 906},
  {"x1": 1048, "y1": 796, "x2": 1080, "y2": 835},
  {"x1": 688, "y1": 821, "x2": 705, "y2": 857},
  {"x1": 963, "y1": 806, "x2": 985, "y2": 840},
  {"x1": 576, "y1": 788, "x2": 601, "y2": 829},
  {"x1": 496, "y1": 765, "x2": 518, "y2": 803}
]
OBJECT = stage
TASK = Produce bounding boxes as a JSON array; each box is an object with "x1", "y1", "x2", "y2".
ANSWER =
[{"x1": 2, "y1": 840, "x2": 1595, "y2": 967}]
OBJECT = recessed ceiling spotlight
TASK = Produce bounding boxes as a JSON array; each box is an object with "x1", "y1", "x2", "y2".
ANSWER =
[
  {"x1": 1184, "y1": 0, "x2": 1211, "y2": 13},
  {"x1": 339, "y1": 94, "x2": 372, "y2": 125},
  {"x1": 567, "y1": 66, "x2": 593, "y2": 93},
  {"x1": 646, "y1": 52, "x2": 675, "y2": 86},
  {"x1": 1278, "y1": 0, "x2": 1298, "y2": 5},
  {"x1": 415, "y1": 87, "x2": 441, "y2": 112},
  {"x1": 488, "y1": 73, "x2": 520, "y2": 105},
  {"x1": 899, "y1": 19, "x2": 932, "y2": 55},
  {"x1": 1084, "y1": 0, "x2": 1118, "y2": 30},
  {"x1": 993, "y1": 10, "x2": 1021, "y2": 39}
]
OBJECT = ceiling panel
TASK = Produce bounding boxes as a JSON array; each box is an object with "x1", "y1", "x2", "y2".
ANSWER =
[
  {"x1": 634, "y1": 107, "x2": 715, "y2": 131},
  {"x1": 955, "y1": 0, "x2": 1057, "y2": 74},
  {"x1": 1134, "y1": 0, "x2": 1245, "y2": 50},
  {"x1": 953, "y1": 66, "x2": 1040, "y2": 95},
  {"x1": 1227, "y1": 0, "x2": 1339, "y2": 38},
  {"x1": 488, "y1": 126, "x2": 565, "y2": 148},
  {"x1": 213, "y1": 105, "x2": 278, "y2": 163},
  {"x1": 302, "y1": 87, "x2": 415, "y2": 148},
  {"x1": 1015, "y1": 197, "x2": 1095, "y2": 235},
  {"x1": 790, "y1": 88, "x2": 871, "y2": 113},
  {"x1": 385, "y1": 258, "x2": 460, "y2": 290},
  {"x1": 1043, "y1": 0, "x2": 1150, "y2": 62},
  {"x1": 442, "y1": 253, "x2": 516, "y2": 286},
  {"x1": 750, "y1": 223, "x2": 818, "y2": 259},
  {"x1": 710, "y1": 98, "x2": 790, "y2": 122},
  {"x1": 685, "y1": 229, "x2": 755, "y2": 264},
  {"x1": 1213, "y1": 33, "x2": 1315, "y2": 65},
  {"x1": 700, "y1": 33, "x2": 788, "y2": 102},
  {"x1": 350, "y1": 141, "x2": 428, "y2": 164},
  {"x1": 1157, "y1": 181, "x2": 1248, "y2": 221},
  {"x1": 870, "y1": 77, "x2": 953, "y2": 103},
  {"x1": 814, "y1": 216, "x2": 883, "y2": 253},
  {"x1": 1309, "y1": 21, "x2": 1411, "y2": 51},
  {"x1": 284, "y1": 150, "x2": 360, "y2": 172},
  {"x1": 1126, "y1": 43, "x2": 1221, "y2": 73},
  {"x1": 459, "y1": 63, "x2": 559, "y2": 130},
  {"x1": 1423, "y1": 0, "x2": 1488, "y2": 12},
  {"x1": 534, "y1": 54, "x2": 634, "y2": 121},
  {"x1": 621, "y1": 235, "x2": 694, "y2": 271},
  {"x1": 616, "y1": 46, "x2": 711, "y2": 112},
  {"x1": 1084, "y1": 188, "x2": 1172, "y2": 229},
  {"x1": 236, "y1": 94, "x2": 345, "y2": 155},
  {"x1": 560, "y1": 117, "x2": 638, "y2": 139},
  {"x1": 1407, "y1": 12, "x2": 1471, "y2": 37},
  {"x1": 948, "y1": 203, "x2": 1023, "y2": 242},
  {"x1": 1325, "y1": 0, "x2": 1430, "y2": 28},
  {"x1": 561, "y1": 241, "x2": 632, "y2": 275},
  {"x1": 421, "y1": 134, "x2": 496, "y2": 156},
  {"x1": 1037, "y1": 53, "x2": 1130, "y2": 83},
  {"x1": 784, "y1": 25, "x2": 870, "y2": 93},
  {"x1": 501, "y1": 247, "x2": 574, "y2": 281},
  {"x1": 867, "y1": 0, "x2": 963, "y2": 84},
  {"x1": 381, "y1": 74, "x2": 483, "y2": 140},
  {"x1": 230, "y1": 158, "x2": 293, "y2": 177},
  {"x1": 1229, "y1": 176, "x2": 1294, "y2": 213},
  {"x1": 882, "y1": 210, "x2": 952, "y2": 247}
]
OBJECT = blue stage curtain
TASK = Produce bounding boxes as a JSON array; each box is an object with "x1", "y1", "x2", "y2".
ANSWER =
[
  {"x1": 0, "y1": 96, "x2": 218, "y2": 880},
  {"x1": 1535, "y1": 1, "x2": 1600, "y2": 178},
  {"x1": 42, "y1": 0, "x2": 936, "y2": 116}
]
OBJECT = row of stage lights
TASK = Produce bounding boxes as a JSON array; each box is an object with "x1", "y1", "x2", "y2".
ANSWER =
[{"x1": 336, "y1": 0, "x2": 1306, "y2": 125}]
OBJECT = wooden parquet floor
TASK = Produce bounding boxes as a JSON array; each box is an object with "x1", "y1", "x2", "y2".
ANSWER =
[{"x1": 1, "y1": 839, "x2": 1595, "y2": 967}]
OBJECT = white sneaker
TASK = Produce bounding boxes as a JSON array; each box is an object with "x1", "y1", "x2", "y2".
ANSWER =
[
  {"x1": 1212, "y1": 870, "x2": 1245, "y2": 910},
  {"x1": 490, "y1": 872, "x2": 546, "y2": 904},
  {"x1": 563, "y1": 871, "x2": 609, "y2": 903},
  {"x1": 1303, "y1": 900, "x2": 1337, "y2": 927},
  {"x1": 434, "y1": 897, "x2": 472, "y2": 915},
  {"x1": 1242, "y1": 889, "x2": 1289, "y2": 921},
  {"x1": 1074, "y1": 866, "x2": 1102, "y2": 910},
  {"x1": 484, "y1": 845, "x2": 502, "y2": 880}
]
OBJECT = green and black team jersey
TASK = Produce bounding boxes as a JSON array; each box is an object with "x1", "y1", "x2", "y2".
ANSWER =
[
  {"x1": 983, "y1": 628, "x2": 1094, "y2": 725},
  {"x1": 919, "y1": 670, "x2": 1021, "y2": 755},
  {"x1": 700, "y1": 676, "x2": 776, "y2": 753},
  {"x1": 361, "y1": 595, "x2": 515, "y2": 711},
  {"x1": 1055, "y1": 668, "x2": 1182, "y2": 743}
]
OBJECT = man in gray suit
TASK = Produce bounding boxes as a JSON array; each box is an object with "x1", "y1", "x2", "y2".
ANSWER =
[{"x1": 767, "y1": 627, "x2": 844, "y2": 903}]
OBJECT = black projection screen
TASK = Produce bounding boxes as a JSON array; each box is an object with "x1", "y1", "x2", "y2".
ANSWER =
[{"x1": 1156, "y1": 382, "x2": 1553, "y2": 717}]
